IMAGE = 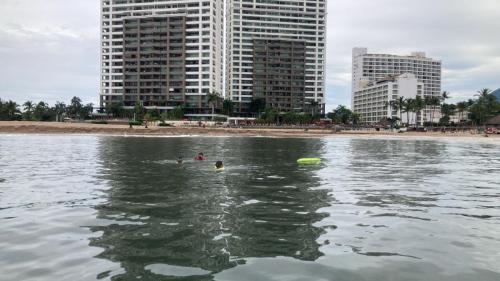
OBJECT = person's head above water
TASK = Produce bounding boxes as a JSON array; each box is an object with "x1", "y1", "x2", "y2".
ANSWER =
[
  {"x1": 194, "y1": 152, "x2": 206, "y2": 160},
  {"x1": 177, "y1": 157, "x2": 183, "y2": 164},
  {"x1": 215, "y1": 161, "x2": 224, "y2": 169}
]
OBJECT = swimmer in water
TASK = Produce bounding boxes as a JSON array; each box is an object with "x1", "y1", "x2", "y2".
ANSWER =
[
  {"x1": 194, "y1": 152, "x2": 206, "y2": 161},
  {"x1": 215, "y1": 161, "x2": 224, "y2": 170},
  {"x1": 177, "y1": 157, "x2": 183, "y2": 164}
]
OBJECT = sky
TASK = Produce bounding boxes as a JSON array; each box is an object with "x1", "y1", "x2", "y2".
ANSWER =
[{"x1": 0, "y1": 0, "x2": 499, "y2": 112}]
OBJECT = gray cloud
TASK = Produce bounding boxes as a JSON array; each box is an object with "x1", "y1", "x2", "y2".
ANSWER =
[
  {"x1": 326, "y1": 0, "x2": 500, "y2": 111},
  {"x1": 0, "y1": 0, "x2": 499, "y2": 111},
  {"x1": 0, "y1": 0, "x2": 99, "y2": 105}
]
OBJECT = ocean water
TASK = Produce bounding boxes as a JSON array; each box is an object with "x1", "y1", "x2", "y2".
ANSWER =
[{"x1": 0, "y1": 135, "x2": 499, "y2": 281}]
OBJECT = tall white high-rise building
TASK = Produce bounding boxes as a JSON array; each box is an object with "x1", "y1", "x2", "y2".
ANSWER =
[
  {"x1": 352, "y1": 48, "x2": 442, "y2": 108},
  {"x1": 100, "y1": 0, "x2": 224, "y2": 114},
  {"x1": 227, "y1": 0, "x2": 327, "y2": 114}
]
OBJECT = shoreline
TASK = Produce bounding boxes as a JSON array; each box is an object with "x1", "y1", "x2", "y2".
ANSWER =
[{"x1": 0, "y1": 121, "x2": 498, "y2": 140}]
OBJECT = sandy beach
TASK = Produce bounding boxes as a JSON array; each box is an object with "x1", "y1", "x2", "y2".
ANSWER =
[{"x1": 0, "y1": 121, "x2": 498, "y2": 139}]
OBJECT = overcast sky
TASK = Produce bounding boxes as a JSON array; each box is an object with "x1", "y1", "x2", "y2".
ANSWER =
[{"x1": 0, "y1": 0, "x2": 499, "y2": 111}]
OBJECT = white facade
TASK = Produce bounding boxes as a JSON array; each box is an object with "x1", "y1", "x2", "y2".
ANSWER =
[
  {"x1": 100, "y1": 0, "x2": 224, "y2": 108},
  {"x1": 352, "y1": 48, "x2": 441, "y2": 109},
  {"x1": 227, "y1": 0, "x2": 327, "y2": 113},
  {"x1": 353, "y1": 73, "x2": 424, "y2": 125}
]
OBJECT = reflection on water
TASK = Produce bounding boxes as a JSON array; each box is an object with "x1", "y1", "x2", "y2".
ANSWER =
[
  {"x1": 0, "y1": 135, "x2": 499, "y2": 281},
  {"x1": 90, "y1": 137, "x2": 330, "y2": 280}
]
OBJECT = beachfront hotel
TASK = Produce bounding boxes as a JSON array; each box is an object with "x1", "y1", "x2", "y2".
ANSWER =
[
  {"x1": 351, "y1": 48, "x2": 442, "y2": 124},
  {"x1": 353, "y1": 73, "x2": 423, "y2": 125},
  {"x1": 227, "y1": 0, "x2": 327, "y2": 115},
  {"x1": 100, "y1": 0, "x2": 224, "y2": 116}
]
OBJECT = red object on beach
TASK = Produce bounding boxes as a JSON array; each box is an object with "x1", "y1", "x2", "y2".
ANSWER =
[{"x1": 485, "y1": 128, "x2": 497, "y2": 134}]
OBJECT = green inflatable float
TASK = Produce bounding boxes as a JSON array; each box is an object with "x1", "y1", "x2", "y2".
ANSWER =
[{"x1": 297, "y1": 158, "x2": 321, "y2": 165}]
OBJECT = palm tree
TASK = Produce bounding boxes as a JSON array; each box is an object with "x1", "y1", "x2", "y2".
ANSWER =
[
  {"x1": 54, "y1": 102, "x2": 66, "y2": 122},
  {"x1": 401, "y1": 98, "x2": 414, "y2": 126},
  {"x1": 429, "y1": 96, "x2": 441, "y2": 126},
  {"x1": 477, "y1": 88, "x2": 491, "y2": 98},
  {"x1": 441, "y1": 91, "x2": 450, "y2": 102},
  {"x1": 413, "y1": 96, "x2": 425, "y2": 128},
  {"x1": 385, "y1": 99, "x2": 399, "y2": 124},
  {"x1": 424, "y1": 96, "x2": 433, "y2": 124},
  {"x1": 23, "y1": 101, "x2": 34, "y2": 121},
  {"x1": 440, "y1": 103, "x2": 457, "y2": 125},
  {"x1": 222, "y1": 99, "x2": 234, "y2": 116},
  {"x1": 351, "y1": 113, "x2": 361, "y2": 125},
  {"x1": 82, "y1": 103, "x2": 94, "y2": 120},
  {"x1": 5, "y1": 101, "x2": 20, "y2": 119},
  {"x1": 207, "y1": 91, "x2": 220, "y2": 121},
  {"x1": 68, "y1": 96, "x2": 83, "y2": 119},
  {"x1": 474, "y1": 88, "x2": 496, "y2": 126},
  {"x1": 456, "y1": 102, "x2": 468, "y2": 123},
  {"x1": 310, "y1": 100, "x2": 319, "y2": 118},
  {"x1": 33, "y1": 101, "x2": 49, "y2": 121},
  {"x1": 249, "y1": 97, "x2": 267, "y2": 118},
  {"x1": 397, "y1": 96, "x2": 405, "y2": 124}
]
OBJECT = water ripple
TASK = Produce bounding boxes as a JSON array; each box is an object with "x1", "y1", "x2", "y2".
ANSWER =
[{"x1": 0, "y1": 135, "x2": 499, "y2": 281}]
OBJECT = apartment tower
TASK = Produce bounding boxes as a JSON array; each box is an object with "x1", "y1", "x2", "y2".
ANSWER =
[
  {"x1": 100, "y1": 0, "x2": 224, "y2": 115},
  {"x1": 227, "y1": 0, "x2": 327, "y2": 115}
]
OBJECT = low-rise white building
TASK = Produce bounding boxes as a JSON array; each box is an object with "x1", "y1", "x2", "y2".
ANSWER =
[{"x1": 353, "y1": 73, "x2": 423, "y2": 125}]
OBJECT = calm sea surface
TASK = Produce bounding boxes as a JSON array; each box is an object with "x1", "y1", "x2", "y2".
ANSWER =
[{"x1": 0, "y1": 135, "x2": 499, "y2": 281}]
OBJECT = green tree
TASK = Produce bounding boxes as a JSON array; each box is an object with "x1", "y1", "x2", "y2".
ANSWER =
[
  {"x1": 165, "y1": 106, "x2": 184, "y2": 120},
  {"x1": 23, "y1": 101, "x2": 34, "y2": 121},
  {"x1": 297, "y1": 113, "x2": 312, "y2": 125},
  {"x1": 80, "y1": 103, "x2": 94, "y2": 120},
  {"x1": 106, "y1": 102, "x2": 124, "y2": 118},
  {"x1": 261, "y1": 107, "x2": 278, "y2": 124},
  {"x1": 207, "y1": 91, "x2": 220, "y2": 121},
  {"x1": 440, "y1": 103, "x2": 457, "y2": 125},
  {"x1": 413, "y1": 96, "x2": 425, "y2": 128},
  {"x1": 222, "y1": 99, "x2": 234, "y2": 116},
  {"x1": 146, "y1": 108, "x2": 161, "y2": 121},
  {"x1": 351, "y1": 113, "x2": 361, "y2": 125},
  {"x1": 386, "y1": 99, "x2": 398, "y2": 113},
  {"x1": 477, "y1": 88, "x2": 491, "y2": 98},
  {"x1": 54, "y1": 102, "x2": 66, "y2": 122},
  {"x1": 456, "y1": 101, "x2": 468, "y2": 123},
  {"x1": 282, "y1": 111, "x2": 300, "y2": 124},
  {"x1": 249, "y1": 97, "x2": 266, "y2": 118},
  {"x1": 401, "y1": 98, "x2": 414, "y2": 126},
  {"x1": 134, "y1": 102, "x2": 146, "y2": 122},
  {"x1": 310, "y1": 100, "x2": 320, "y2": 118},
  {"x1": 381, "y1": 117, "x2": 400, "y2": 129},
  {"x1": 396, "y1": 96, "x2": 405, "y2": 122},
  {"x1": 469, "y1": 88, "x2": 498, "y2": 125},
  {"x1": 68, "y1": 97, "x2": 83, "y2": 119},
  {"x1": 441, "y1": 91, "x2": 450, "y2": 102},
  {"x1": 327, "y1": 105, "x2": 355, "y2": 125},
  {"x1": 33, "y1": 101, "x2": 51, "y2": 121},
  {"x1": 426, "y1": 96, "x2": 441, "y2": 126},
  {"x1": 0, "y1": 100, "x2": 20, "y2": 120}
]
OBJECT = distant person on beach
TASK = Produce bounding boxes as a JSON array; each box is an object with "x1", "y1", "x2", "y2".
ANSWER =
[
  {"x1": 215, "y1": 161, "x2": 224, "y2": 170},
  {"x1": 177, "y1": 157, "x2": 183, "y2": 164},
  {"x1": 194, "y1": 153, "x2": 206, "y2": 161}
]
